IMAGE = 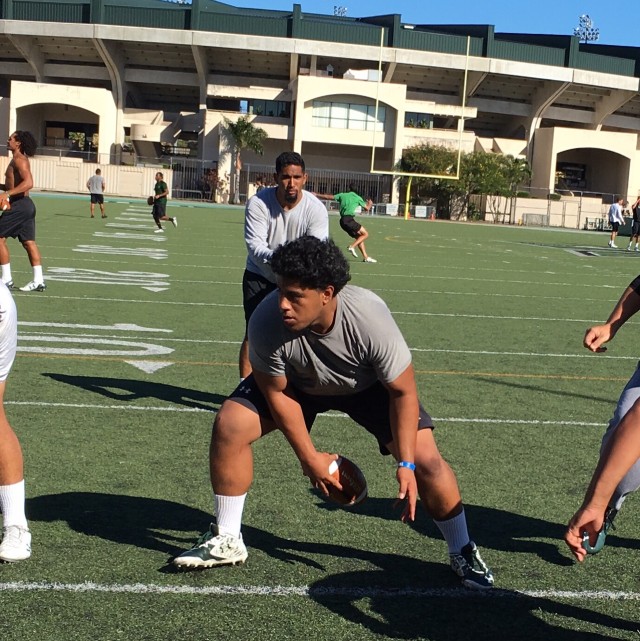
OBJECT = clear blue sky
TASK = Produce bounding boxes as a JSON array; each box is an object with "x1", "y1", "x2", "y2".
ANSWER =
[{"x1": 224, "y1": 0, "x2": 639, "y2": 47}]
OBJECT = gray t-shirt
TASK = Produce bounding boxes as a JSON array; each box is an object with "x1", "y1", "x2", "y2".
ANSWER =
[
  {"x1": 87, "y1": 175, "x2": 104, "y2": 194},
  {"x1": 244, "y1": 188, "x2": 329, "y2": 282},
  {"x1": 249, "y1": 285, "x2": 412, "y2": 395}
]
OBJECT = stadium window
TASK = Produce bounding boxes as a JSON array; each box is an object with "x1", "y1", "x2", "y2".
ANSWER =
[
  {"x1": 312, "y1": 101, "x2": 385, "y2": 132},
  {"x1": 404, "y1": 112, "x2": 433, "y2": 129},
  {"x1": 246, "y1": 99, "x2": 290, "y2": 118}
]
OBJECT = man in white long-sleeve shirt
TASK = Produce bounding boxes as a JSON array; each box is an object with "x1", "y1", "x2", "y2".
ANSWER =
[
  {"x1": 239, "y1": 152, "x2": 328, "y2": 378},
  {"x1": 608, "y1": 196, "x2": 626, "y2": 248}
]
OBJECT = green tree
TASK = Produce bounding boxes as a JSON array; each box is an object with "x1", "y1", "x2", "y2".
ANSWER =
[
  {"x1": 398, "y1": 144, "x2": 531, "y2": 221},
  {"x1": 398, "y1": 143, "x2": 464, "y2": 217},
  {"x1": 223, "y1": 116, "x2": 269, "y2": 204}
]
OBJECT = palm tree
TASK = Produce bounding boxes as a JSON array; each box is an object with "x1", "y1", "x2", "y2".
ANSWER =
[{"x1": 223, "y1": 116, "x2": 269, "y2": 204}]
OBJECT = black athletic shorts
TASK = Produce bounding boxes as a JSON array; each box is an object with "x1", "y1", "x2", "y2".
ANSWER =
[
  {"x1": 339, "y1": 215, "x2": 362, "y2": 239},
  {"x1": 632, "y1": 221, "x2": 640, "y2": 236},
  {"x1": 90, "y1": 193, "x2": 104, "y2": 205},
  {"x1": 152, "y1": 200, "x2": 167, "y2": 221},
  {"x1": 228, "y1": 375, "x2": 434, "y2": 455},
  {"x1": 242, "y1": 269, "x2": 277, "y2": 324},
  {"x1": 611, "y1": 221, "x2": 620, "y2": 232},
  {"x1": 0, "y1": 197, "x2": 36, "y2": 242}
]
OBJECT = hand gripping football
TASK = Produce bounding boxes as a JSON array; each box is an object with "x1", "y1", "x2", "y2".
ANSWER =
[
  {"x1": 147, "y1": 196, "x2": 155, "y2": 206},
  {"x1": 325, "y1": 456, "x2": 368, "y2": 506},
  {"x1": 1, "y1": 200, "x2": 10, "y2": 212}
]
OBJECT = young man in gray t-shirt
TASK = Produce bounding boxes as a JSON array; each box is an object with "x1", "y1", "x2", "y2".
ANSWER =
[{"x1": 175, "y1": 236, "x2": 494, "y2": 590}]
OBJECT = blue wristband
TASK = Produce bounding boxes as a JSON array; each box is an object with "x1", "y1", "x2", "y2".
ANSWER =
[{"x1": 397, "y1": 461, "x2": 416, "y2": 471}]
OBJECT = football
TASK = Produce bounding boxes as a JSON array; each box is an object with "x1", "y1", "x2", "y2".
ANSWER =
[
  {"x1": 1, "y1": 201, "x2": 10, "y2": 212},
  {"x1": 147, "y1": 196, "x2": 154, "y2": 206},
  {"x1": 325, "y1": 456, "x2": 368, "y2": 506}
]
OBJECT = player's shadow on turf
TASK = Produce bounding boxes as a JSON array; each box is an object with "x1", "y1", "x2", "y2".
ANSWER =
[
  {"x1": 27, "y1": 492, "x2": 214, "y2": 559},
  {"x1": 473, "y1": 376, "x2": 615, "y2": 405},
  {"x1": 309, "y1": 569, "x2": 637, "y2": 640},
  {"x1": 312, "y1": 495, "x2": 640, "y2": 565},
  {"x1": 42, "y1": 373, "x2": 226, "y2": 411}
]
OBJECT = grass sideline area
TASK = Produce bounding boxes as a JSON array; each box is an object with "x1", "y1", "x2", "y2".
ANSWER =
[{"x1": 1, "y1": 194, "x2": 640, "y2": 640}]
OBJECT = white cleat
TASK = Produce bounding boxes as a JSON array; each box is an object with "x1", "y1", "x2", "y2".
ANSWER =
[
  {"x1": 0, "y1": 526, "x2": 32, "y2": 562},
  {"x1": 19, "y1": 281, "x2": 46, "y2": 292}
]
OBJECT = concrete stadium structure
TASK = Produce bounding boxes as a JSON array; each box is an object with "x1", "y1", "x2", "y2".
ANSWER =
[{"x1": 1, "y1": 0, "x2": 640, "y2": 223}]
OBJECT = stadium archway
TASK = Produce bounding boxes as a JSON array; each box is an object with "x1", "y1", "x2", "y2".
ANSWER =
[
  {"x1": 8, "y1": 81, "x2": 118, "y2": 159},
  {"x1": 555, "y1": 148, "x2": 630, "y2": 198}
]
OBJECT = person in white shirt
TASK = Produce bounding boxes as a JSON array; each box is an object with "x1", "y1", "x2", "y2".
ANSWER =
[{"x1": 608, "y1": 197, "x2": 626, "y2": 248}]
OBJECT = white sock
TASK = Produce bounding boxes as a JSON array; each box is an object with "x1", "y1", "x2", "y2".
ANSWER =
[
  {"x1": 1, "y1": 264, "x2": 11, "y2": 283},
  {"x1": 433, "y1": 509, "x2": 470, "y2": 554},
  {"x1": 33, "y1": 265, "x2": 43, "y2": 283},
  {"x1": 215, "y1": 493, "x2": 246, "y2": 538},
  {"x1": 0, "y1": 480, "x2": 28, "y2": 529}
]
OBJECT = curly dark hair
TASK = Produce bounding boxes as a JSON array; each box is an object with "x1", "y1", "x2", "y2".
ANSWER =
[
  {"x1": 271, "y1": 236, "x2": 351, "y2": 294},
  {"x1": 13, "y1": 131, "x2": 37, "y2": 157},
  {"x1": 275, "y1": 151, "x2": 305, "y2": 174}
]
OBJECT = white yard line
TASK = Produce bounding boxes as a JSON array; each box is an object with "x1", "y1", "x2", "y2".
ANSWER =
[
  {"x1": 15, "y1": 330, "x2": 638, "y2": 361},
  {"x1": 0, "y1": 580, "x2": 637, "y2": 600},
  {"x1": 1, "y1": 401, "x2": 606, "y2": 426}
]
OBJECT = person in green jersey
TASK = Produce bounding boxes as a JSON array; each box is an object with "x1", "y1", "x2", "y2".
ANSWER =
[{"x1": 315, "y1": 184, "x2": 376, "y2": 263}]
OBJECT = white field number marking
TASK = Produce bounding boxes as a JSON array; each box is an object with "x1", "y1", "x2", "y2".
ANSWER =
[
  {"x1": 73, "y1": 245, "x2": 167, "y2": 260},
  {"x1": 18, "y1": 322, "x2": 174, "y2": 358},
  {"x1": 46, "y1": 268, "x2": 170, "y2": 288}
]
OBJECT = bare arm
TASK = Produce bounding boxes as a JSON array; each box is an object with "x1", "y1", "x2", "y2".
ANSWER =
[
  {"x1": 252, "y1": 369, "x2": 340, "y2": 494},
  {"x1": 381, "y1": 365, "x2": 419, "y2": 521},
  {"x1": 565, "y1": 398, "x2": 640, "y2": 561},
  {"x1": 312, "y1": 192, "x2": 335, "y2": 200}
]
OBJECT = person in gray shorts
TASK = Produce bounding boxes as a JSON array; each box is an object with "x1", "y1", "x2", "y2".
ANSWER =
[
  {"x1": 175, "y1": 236, "x2": 493, "y2": 589},
  {"x1": 566, "y1": 274, "x2": 640, "y2": 561}
]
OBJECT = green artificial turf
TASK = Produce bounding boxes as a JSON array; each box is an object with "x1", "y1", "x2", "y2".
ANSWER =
[{"x1": 1, "y1": 194, "x2": 639, "y2": 640}]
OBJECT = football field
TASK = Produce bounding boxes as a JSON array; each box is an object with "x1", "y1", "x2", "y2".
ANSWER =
[{"x1": 2, "y1": 194, "x2": 640, "y2": 640}]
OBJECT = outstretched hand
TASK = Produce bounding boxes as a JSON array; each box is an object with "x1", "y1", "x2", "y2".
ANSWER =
[{"x1": 583, "y1": 324, "x2": 612, "y2": 353}]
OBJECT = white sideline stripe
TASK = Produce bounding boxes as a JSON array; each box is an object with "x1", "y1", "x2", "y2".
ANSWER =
[
  {"x1": 0, "y1": 581, "x2": 638, "y2": 600},
  {"x1": 4, "y1": 401, "x2": 212, "y2": 413},
  {"x1": 1, "y1": 401, "x2": 605, "y2": 426},
  {"x1": 24, "y1": 294, "x2": 241, "y2": 308},
  {"x1": 20, "y1": 332, "x2": 632, "y2": 361},
  {"x1": 393, "y1": 311, "x2": 599, "y2": 323},
  {"x1": 10, "y1": 293, "x2": 611, "y2": 324}
]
